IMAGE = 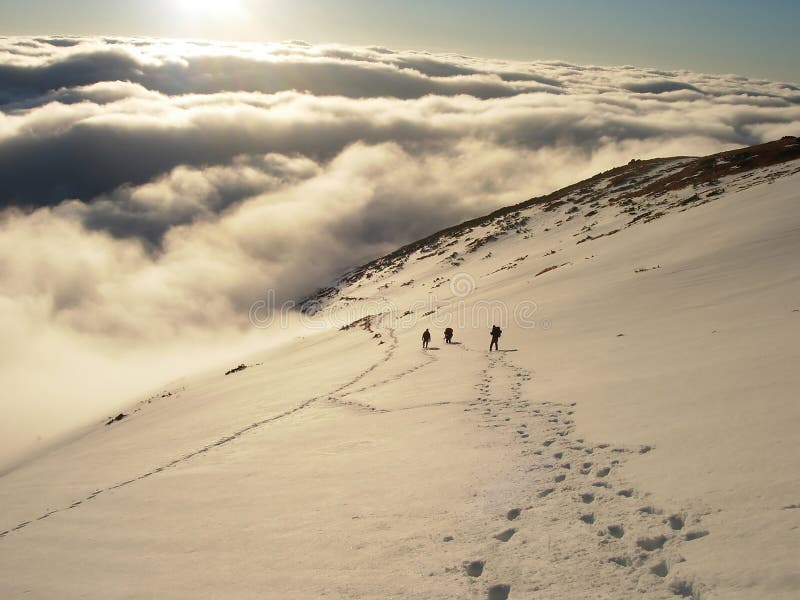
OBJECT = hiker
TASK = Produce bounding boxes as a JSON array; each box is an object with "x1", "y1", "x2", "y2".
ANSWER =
[
  {"x1": 422, "y1": 328, "x2": 431, "y2": 349},
  {"x1": 489, "y1": 325, "x2": 502, "y2": 351},
  {"x1": 444, "y1": 327, "x2": 454, "y2": 344}
]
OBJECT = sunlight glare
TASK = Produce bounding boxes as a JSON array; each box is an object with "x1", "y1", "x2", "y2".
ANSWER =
[{"x1": 176, "y1": 0, "x2": 248, "y2": 20}]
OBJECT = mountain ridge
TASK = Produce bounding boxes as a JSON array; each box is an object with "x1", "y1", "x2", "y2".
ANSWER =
[{"x1": 302, "y1": 135, "x2": 800, "y2": 312}]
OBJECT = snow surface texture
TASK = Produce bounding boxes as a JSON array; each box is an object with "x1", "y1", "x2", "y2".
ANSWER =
[{"x1": 1, "y1": 139, "x2": 799, "y2": 598}]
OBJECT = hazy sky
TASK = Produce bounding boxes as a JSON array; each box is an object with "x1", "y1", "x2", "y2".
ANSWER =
[{"x1": 0, "y1": 0, "x2": 797, "y2": 82}]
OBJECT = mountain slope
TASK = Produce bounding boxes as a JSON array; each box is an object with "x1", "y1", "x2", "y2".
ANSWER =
[
  {"x1": 1, "y1": 137, "x2": 799, "y2": 600},
  {"x1": 301, "y1": 135, "x2": 800, "y2": 311}
]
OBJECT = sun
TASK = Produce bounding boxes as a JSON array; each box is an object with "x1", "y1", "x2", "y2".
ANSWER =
[{"x1": 176, "y1": 0, "x2": 248, "y2": 19}]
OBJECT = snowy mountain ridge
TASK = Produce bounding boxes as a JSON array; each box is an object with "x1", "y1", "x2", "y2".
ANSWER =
[{"x1": 303, "y1": 136, "x2": 800, "y2": 316}]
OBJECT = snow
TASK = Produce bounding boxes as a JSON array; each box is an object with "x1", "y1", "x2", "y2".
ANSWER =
[{"x1": 1, "y1": 157, "x2": 799, "y2": 599}]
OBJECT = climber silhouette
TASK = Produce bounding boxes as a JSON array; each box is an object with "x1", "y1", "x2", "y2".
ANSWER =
[{"x1": 489, "y1": 325, "x2": 502, "y2": 351}]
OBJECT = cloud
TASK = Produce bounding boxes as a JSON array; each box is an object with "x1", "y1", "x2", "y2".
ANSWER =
[
  {"x1": 2, "y1": 84, "x2": 798, "y2": 207},
  {"x1": 622, "y1": 79, "x2": 705, "y2": 94},
  {"x1": 60, "y1": 152, "x2": 321, "y2": 243},
  {"x1": 1, "y1": 36, "x2": 798, "y2": 467},
  {"x1": 0, "y1": 42, "x2": 556, "y2": 105}
]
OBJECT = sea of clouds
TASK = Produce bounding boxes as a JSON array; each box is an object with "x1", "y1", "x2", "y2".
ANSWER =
[{"x1": 1, "y1": 36, "x2": 798, "y2": 466}]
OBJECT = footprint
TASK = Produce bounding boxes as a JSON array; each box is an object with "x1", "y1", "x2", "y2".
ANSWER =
[
  {"x1": 596, "y1": 467, "x2": 611, "y2": 477},
  {"x1": 608, "y1": 525, "x2": 624, "y2": 539},
  {"x1": 538, "y1": 488, "x2": 555, "y2": 498},
  {"x1": 487, "y1": 584, "x2": 511, "y2": 600},
  {"x1": 554, "y1": 474, "x2": 566, "y2": 483},
  {"x1": 506, "y1": 508, "x2": 521, "y2": 521},
  {"x1": 617, "y1": 489, "x2": 634, "y2": 498},
  {"x1": 580, "y1": 493, "x2": 595, "y2": 504},
  {"x1": 494, "y1": 528, "x2": 517, "y2": 542},
  {"x1": 684, "y1": 530, "x2": 709, "y2": 541},
  {"x1": 636, "y1": 535, "x2": 668, "y2": 551},
  {"x1": 465, "y1": 560, "x2": 485, "y2": 577},
  {"x1": 650, "y1": 560, "x2": 669, "y2": 578},
  {"x1": 670, "y1": 580, "x2": 696, "y2": 598},
  {"x1": 667, "y1": 515, "x2": 685, "y2": 530},
  {"x1": 609, "y1": 555, "x2": 632, "y2": 567},
  {"x1": 553, "y1": 452, "x2": 563, "y2": 459},
  {"x1": 580, "y1": 513, "x2": 595, "y2": 525}
]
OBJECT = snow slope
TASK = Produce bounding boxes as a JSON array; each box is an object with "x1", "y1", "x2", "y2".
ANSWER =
[{"x1": 1, "y1": 138, "x2": 799, "y2": 599}]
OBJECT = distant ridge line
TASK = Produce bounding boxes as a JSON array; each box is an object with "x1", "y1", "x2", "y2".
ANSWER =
[{"x1": 301, "y1": 136, "x2": 799, "y2": 310}]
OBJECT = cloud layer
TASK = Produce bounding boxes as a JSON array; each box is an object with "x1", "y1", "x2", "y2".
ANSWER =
[{"x1": 1, "y1": 36, "x2": 798, "y2": 466}]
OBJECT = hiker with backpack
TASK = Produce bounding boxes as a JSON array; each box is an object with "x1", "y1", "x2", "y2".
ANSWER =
[
  {"x1": 444, "y1": 327, "x2": 454, "y2": 344},
  {"x1": 422, "y1": 328, "x2": 431, "y2": 349},
  {"x1": 489, "y1": 325, "x2": 502, "y2": 351}
]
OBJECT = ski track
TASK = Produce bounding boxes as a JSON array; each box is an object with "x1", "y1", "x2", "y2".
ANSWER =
[{"x1": 327, "y1": 323, "x2": 441, "y2": 412}]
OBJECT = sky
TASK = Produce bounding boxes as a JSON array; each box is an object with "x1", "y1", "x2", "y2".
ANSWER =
[
  {"x1": 0, "y1": 0, "x2": 797, "y2": 83},
  {"x1": 0, "y1": 7, "x2": 798, "y2": 468}
]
